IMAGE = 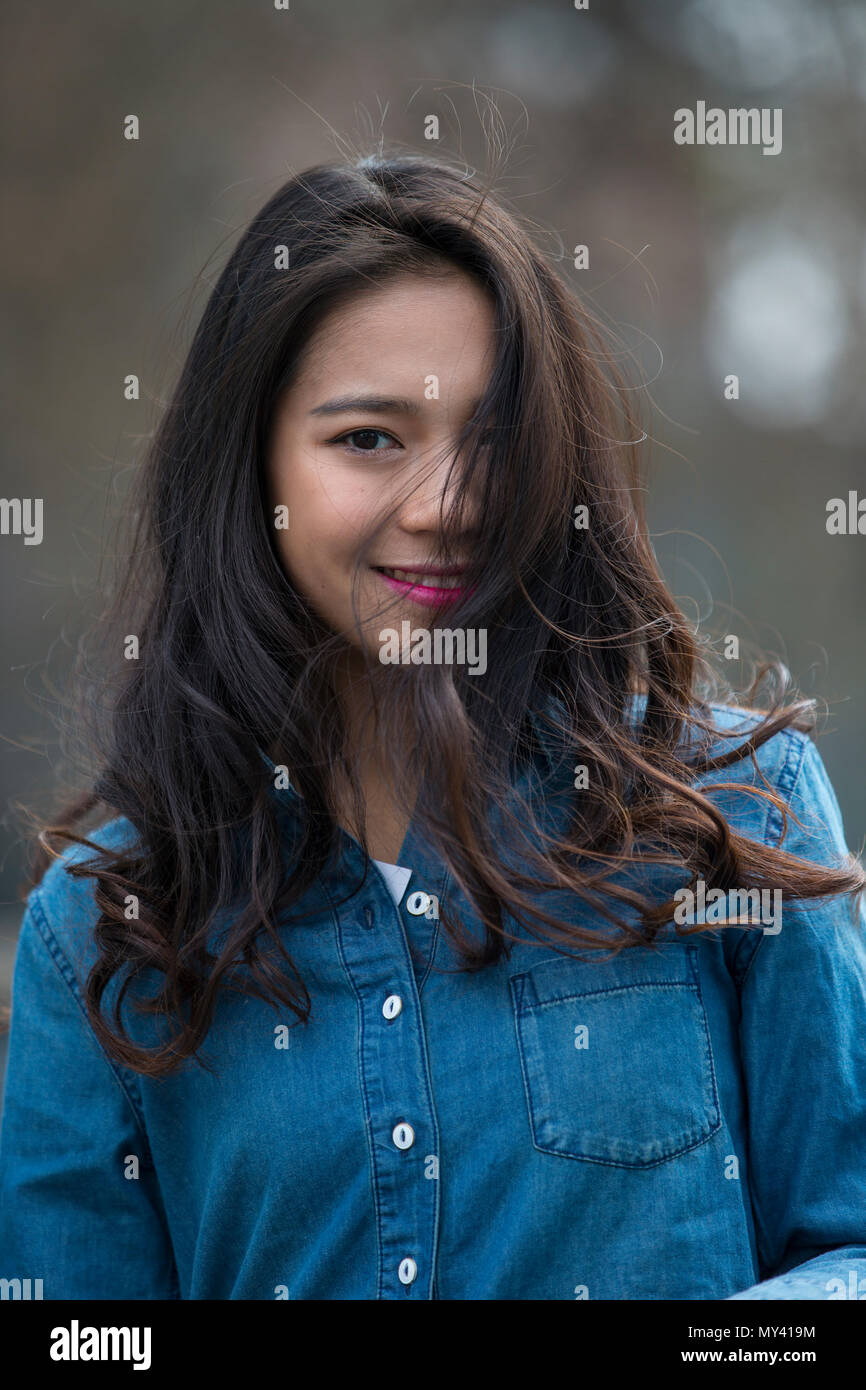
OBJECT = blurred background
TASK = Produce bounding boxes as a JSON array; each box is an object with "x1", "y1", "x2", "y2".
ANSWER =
[{"x1": 2, "y1": 0, "x2": 865, "y2": 1088}]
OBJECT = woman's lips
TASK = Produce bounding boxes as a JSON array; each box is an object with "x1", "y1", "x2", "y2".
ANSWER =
[{"x1": 373, "y1": 566, "x2": 472, "y2": 608}]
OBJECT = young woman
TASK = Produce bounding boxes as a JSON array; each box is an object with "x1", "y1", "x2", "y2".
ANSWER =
[{"x1": 1, "y1": 154, "x2": 865, "y2": 1301}]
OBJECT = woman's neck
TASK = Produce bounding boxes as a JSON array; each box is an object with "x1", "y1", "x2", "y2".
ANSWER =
[{"x1": 330, "y1": 652, "x2": 417, "y2": 861}]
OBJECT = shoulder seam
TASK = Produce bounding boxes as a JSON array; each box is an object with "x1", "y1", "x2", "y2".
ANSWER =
[
  {"x1": 24, "y1": 886, "x2": 151, "y2": 1139},
  {"x1": 760, "y1": 728, "x2": 811, "y2": 850},
  {"x1": 738, "y1": 731, "x2": 813, "y2": 989}
]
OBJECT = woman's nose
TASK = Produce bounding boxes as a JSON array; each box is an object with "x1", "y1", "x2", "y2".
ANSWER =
[{"x1": 395, "y1": 439, "x2": 483, "y2": 535}]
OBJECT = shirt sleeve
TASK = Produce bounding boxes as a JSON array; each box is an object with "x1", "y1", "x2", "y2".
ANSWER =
[
  {"x1": 0, "y1": 888, "x2": 180, "y2": 1299},
  {"x1": 727, "y1": 736, "x2": 866, "y2": 1300}
]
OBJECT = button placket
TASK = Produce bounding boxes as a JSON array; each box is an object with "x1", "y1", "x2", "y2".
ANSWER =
[
  {"x1": 328, "y1": 866, "x2": 440, "y2": 1300},
  {"x1": 399, "y1": 871, "x2": 447, "y2": 991}
]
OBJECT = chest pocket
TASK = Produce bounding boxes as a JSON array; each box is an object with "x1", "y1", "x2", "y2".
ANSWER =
[{"x1": 509, "y1": 939, "x2": 721, "y2": 1168}]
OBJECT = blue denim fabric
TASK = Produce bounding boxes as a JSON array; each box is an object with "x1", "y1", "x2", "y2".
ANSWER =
[{"x1": 1, "y1": 696, "x2": 865, "y2": 1300}]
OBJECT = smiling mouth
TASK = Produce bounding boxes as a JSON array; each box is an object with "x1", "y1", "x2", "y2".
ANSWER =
[
  {"x1": 374, "y1": 566, "x2": 466, "y2": 590},
  {"x1": 372, "y1": 566, "x2": 474, "y2": 606}
]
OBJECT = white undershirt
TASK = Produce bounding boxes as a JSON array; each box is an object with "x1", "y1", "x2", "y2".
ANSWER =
[{"x1": 372, "y1": 860, "x2": 412, "y2": 907}]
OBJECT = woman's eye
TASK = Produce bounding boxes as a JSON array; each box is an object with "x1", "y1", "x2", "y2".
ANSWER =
[{"x1": 335, "y1": 428, "x2": 400, "y2": 454}]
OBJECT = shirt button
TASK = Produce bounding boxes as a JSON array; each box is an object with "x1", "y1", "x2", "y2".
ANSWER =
[
  {"x1": 398, "y1": 1256, "x2": 418, "y2": 1286},
  {"x1": 383, "y1": 994, "x2": 403, "y2": 1019},
  {"x1": 406, "y1": 890, "x2": 431, "y2": 916},
  {"x1": 392, "y1": 1121, "x2": 415, "y2": 1150}
]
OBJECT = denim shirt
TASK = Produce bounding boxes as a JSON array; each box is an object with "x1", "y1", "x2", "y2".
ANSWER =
[{"x1": 2, "y1": 697, "x2": 866, "y2": 1301}]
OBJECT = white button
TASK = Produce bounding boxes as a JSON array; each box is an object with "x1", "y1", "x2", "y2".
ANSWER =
[
  {"x1": 398, "y1": 1256, "x2": 418, "y2": 1285},
  {"x1": 383, "y1": 994, "x2": 403, "y2": 1019},
  {"x1": 406, "y1": 890, "x2": 431, "y2": 916},
  {"x1": 392, "y1": 1121, "x2": 415, "y2": 1150}
]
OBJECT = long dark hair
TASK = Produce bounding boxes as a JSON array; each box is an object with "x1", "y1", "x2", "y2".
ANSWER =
[{"x1": 18, "y1": 151, "x2": 864, "y2": 1077}]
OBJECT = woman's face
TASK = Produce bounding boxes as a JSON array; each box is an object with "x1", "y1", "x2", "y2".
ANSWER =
[{"x1": 266, "y1": 269, "x2": 495, "y2": 652}]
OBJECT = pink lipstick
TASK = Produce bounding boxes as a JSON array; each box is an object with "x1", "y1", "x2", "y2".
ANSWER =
[{"x1": 373, "y1": 565, "x2": 473, "y2": 608}]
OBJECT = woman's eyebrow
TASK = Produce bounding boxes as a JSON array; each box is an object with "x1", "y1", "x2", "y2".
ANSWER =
[
  {"x1": 309, "y1": 394, "x2": 485, "y2": 418},
  {"x1": 309, "y1": 394, "x2": 422, "y2": 417}
]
